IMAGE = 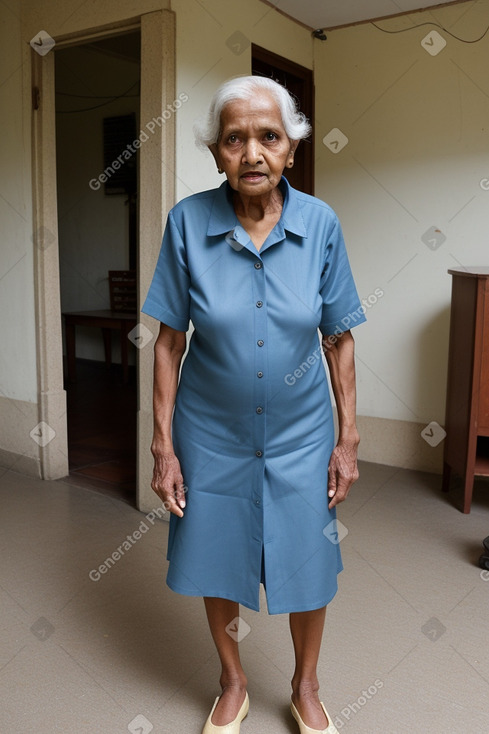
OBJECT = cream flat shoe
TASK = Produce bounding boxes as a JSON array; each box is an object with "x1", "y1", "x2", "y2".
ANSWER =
[
  {"x1": 202, "y1": 691, "x2": 249, "y2": 734},
  {"x1": 290, "y1": 699, "x2": 339, "y2": 734}
]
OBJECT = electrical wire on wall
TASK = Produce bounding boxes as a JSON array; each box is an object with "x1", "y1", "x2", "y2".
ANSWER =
[
  {"x1": 55, "y1": 80, "x2": 140, "y2": 114},
  {"x1": 371, "y1": 18, "x2": 489, "y2": 43}
]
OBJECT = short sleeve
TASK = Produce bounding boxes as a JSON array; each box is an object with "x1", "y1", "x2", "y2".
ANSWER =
[
  {"x1": 141, "y1": 210, "x2": 190, "y2": 332},
  {"x1": 319, "y1": 215, "x2": 366, "y2": 335}
]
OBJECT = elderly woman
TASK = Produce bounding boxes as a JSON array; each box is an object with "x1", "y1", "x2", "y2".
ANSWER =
[{"x1": 142, "y1": 75, "x2": 365, "y2": 734}]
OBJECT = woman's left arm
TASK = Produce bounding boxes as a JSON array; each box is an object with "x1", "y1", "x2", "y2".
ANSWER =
[{"x1": 322, "y1": 329, "x2": 360, "y2": 509}]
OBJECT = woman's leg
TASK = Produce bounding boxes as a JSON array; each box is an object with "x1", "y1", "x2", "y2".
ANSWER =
[
  {"x1": 203, "y1": 597, "x2": 248, "y2": 726},
  {"x1": 289, "y1": 606, "x2": 330, "y2": 729}
]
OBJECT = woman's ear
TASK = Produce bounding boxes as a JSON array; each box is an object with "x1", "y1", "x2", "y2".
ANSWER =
[
  {"x1": 290, "y1": 139, "x2": 300, "y2": 154},
  {"x1": 287, "y1": 139, "x2": 300, "y2": 168},
  {"x1": 209, "y1": 144, "x2": 223, "y2": 174}
]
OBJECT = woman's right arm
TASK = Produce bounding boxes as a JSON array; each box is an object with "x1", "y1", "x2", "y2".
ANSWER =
[{"x1": 150, "y1": 321, "x2": 188, "y2": 517}]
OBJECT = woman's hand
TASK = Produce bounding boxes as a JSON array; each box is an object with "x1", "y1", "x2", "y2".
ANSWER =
[
  {"x1": 327, "y1": 437, "x2": 360, "y2": 509},
  {"x1": 149, "y1": 323, "x2": 187, "y2": 517},
  {"x1": 322, "y1": 330, "x2": 360, "y2": 509},
  {"x1": 150, "y1": 448, "x2": 186, "y2": 517}
]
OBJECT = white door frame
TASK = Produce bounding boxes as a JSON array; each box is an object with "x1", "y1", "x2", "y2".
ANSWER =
[{"x1": 31, "y1": 10, "x2": 176, "y2": 511}]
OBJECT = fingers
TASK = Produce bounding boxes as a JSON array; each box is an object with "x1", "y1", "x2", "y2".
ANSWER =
[
  {"x1": 328, "y1": 474, "x2": 350, "y2": 508},
  {"x1": 328, "y1": 459, "x2": 344, "y2": 509},
  {"x1": 151, "y1": 479, "x2": 185, "y2": 517},
  {"x1": 174, "y1": 479, "x2": 186, "y2": 510},
  {"x1": 163, "y1": 493, "x2": 185, "y2": 518},
  {"x1": 150, "y1": 457, "x2": 186, "y2": 518},
  {"x1": 327, "y1": 463, "x2": 337, "y2": 501},
  {"x1": 327, "y1": 444, "x2": 360, "y2": 508},
  {"x1": 150, "y1": 450, "x2": 187, "y2": 517}
]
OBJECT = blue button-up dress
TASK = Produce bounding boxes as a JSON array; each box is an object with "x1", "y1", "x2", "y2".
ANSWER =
[{"x1": 142, "y1": 177, "x2": 366, "y2": 614}]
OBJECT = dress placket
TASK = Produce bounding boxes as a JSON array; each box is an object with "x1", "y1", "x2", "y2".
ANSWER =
[{"x1": 251, "y1": 250, "x2": 267, "y2": 552}]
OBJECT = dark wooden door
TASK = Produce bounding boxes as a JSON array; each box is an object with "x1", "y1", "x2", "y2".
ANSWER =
[{"x1": 252, "y1": 45, "x2": 314, "y2": 195}]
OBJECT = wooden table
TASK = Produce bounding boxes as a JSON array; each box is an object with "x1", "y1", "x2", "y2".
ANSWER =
[{"x1": 63, "y1": 310, "x2": 137, "y2": 384}]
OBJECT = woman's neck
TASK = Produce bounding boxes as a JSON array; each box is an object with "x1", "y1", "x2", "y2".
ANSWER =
[{"x1": 233, "y1": 187, "x2": 283, "y2": 223}]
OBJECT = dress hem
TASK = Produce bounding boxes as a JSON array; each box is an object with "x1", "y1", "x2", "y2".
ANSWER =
[
  {"x1": 166, "y1": 574, "x2": 341, "y2": 616},
  {"x1": 166, "y1": 578, "x2": 260, "y2": 612}
]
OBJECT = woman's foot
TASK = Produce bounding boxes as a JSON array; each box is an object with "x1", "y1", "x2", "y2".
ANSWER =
[
  {"x1": 291, "y1": 684, "x2": 329, "y2": 729},
  {"x1": 211, "y1": 682, "x2": 248, "y2": 726}
]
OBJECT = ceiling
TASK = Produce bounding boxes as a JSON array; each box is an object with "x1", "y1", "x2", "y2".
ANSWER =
[{"x1": 264, "y1": 0, "x2": 465, "y2": 30}]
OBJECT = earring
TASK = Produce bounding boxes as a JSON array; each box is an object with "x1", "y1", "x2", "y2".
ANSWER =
[{"x1": 217, "y1": 168, "x2": 224, "y2": 174}]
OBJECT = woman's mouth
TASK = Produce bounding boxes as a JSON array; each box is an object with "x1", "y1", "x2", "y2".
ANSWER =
[{"x1": 241, "y1": 172, "x2": 266, "y2": 181}]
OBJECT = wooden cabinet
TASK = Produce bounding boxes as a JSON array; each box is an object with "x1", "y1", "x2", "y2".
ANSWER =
[{"x1": 442, "y1": 267, "x2": 489, "y2": 513}]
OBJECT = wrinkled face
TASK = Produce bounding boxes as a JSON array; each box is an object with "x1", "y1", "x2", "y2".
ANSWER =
[{"x1": 210, "y1": 93, "x2": 298, "y2": 198}]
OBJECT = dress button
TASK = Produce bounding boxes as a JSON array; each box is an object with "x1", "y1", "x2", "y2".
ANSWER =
[
  {"x1": 254, "y1": 262, "x2": 262, "y2": 269},
  {"x1": 256, "y1": 406, "x2": 263, "y2": 414},
  {"x1": 256, "y1": 301, "x2": 263, "y2": 308},
  {"x1": 255, "y1": 450, "x2": 263, "y2": 457},
  {"x1": 255, "y1": 499, "x2": 260, "y2": 505},
  {"x1": 257, "y1": 340, "x2": 264, "y2": 347},
  {"x1": 257, "y1": 371, "x2": 263, "y2": 378}
]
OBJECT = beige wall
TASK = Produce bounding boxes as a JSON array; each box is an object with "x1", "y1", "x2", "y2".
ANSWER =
[
  {"x1": 0, "y1": 0, "x2": 37, "y2": 405},
  {"x1": 0, "y1": 0, "x2": 43, "y2": 476},
  {"x1": 21, "y1": 0, "x2": 169, "y2": 39},
  {"x1": 172, "y1": 0, "x2": 313, "y2": 200},
  {"x1": 314, "y1": 0, "x2": 489, "y2": 471}
]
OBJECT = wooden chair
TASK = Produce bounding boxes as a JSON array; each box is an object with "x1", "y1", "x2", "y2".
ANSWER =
[
  {"x1": 108, "y1": 270, "x2": 137, "y2": 313},
  {"x1": 63, "y1": 270, "x2": 137, "y2": 384}
]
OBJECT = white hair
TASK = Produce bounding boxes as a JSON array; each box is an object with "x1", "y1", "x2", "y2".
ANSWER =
[{"x1": 193, "y1": 75, "x2": 312, "y2": 149}]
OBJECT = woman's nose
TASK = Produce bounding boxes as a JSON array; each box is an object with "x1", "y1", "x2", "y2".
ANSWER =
[{"x1": 242, "y1": 139, "x2": 263, "y2": 165}]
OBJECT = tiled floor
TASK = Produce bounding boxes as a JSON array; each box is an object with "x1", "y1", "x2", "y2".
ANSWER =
[{"x1": 1, "y1": 462, "x2": 488, "y2": 733}]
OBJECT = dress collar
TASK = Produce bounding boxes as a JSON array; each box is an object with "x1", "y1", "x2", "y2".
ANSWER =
[{"x1": 206, "y1": 176, "x2": 307, "y2": 240}]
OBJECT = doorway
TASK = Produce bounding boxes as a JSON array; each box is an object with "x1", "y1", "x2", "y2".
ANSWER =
[
  {"x1": 54, "y1": 32, "x2": 140, "y2": 505},
  {"x1": 252, "y1": 45, "x2": 314, "y2": 195},
  {"x1": 31, "y1": 9, "x2": 176, "y2": 513}
]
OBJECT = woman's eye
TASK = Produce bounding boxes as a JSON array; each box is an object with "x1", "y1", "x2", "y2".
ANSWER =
[
  {"x1": 265, "y1": 132, "x2": 277, "y2": 141},
  {"x1": 228, "y1": 134, "x2": 238, "y2": 144}
]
